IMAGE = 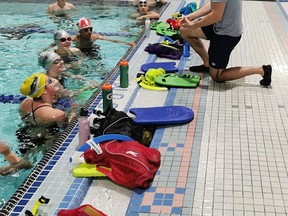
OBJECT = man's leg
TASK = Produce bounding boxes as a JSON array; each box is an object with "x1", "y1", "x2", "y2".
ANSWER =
[
  {"x1": 210, "y1": 65, "x2": 272, "y2": 86},
  {"x1": 179, "y1": 27, "x2": 209, "y2": 68}
]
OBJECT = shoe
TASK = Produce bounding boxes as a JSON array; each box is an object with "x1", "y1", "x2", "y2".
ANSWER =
[
  {"x1": 260, "y1": 65, "x2": 272, "y2": 86},
  {"x1": 189, "y1": 64, "x2": 209, "y2": 73}
]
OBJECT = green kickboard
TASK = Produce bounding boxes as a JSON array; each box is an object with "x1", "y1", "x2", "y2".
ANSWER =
[
  {"x1": 150, "y1": 21, "x2": 170, "y2": 30},
  {"x1": 155, "y1": 74, "x2": 201, "y2": 88},
  {"x1": 156, "y1": 28, "x2": 178, "y2": 36},
  {"x1": 72, "y1": 163, "x2": 111, "y2": 178}
]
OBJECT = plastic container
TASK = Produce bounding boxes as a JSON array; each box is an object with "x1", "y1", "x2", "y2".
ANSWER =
[
  {"x1": 183, "y1": 41, "x2": 190, "y2": 57},
  {"x1": 78, "y1": 108, "x2": 90, "y2": 149},
  {"x1": 102, "y1": 83, "x2": 113, "y2": 113},
  {"x1": 145, "y1": 18, "x2": 151, "y2": 38},
  {"x1": 120, "y1": 60, "x2": 129, "y2": 88}
]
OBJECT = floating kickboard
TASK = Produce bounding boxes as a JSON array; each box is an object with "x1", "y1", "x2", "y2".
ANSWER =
[
  {"x1": 72, "y1": 164, "x2": 111, "y2": 178},
  {"x1": 155, "y1": 74, "x2": 201, "y2": 88},
  {"x1": 129, "y1": 106, "x2": 194, "y2": 125},
  {"x1": 141, "y1": 62, "x2": 178, "y2": 73}
]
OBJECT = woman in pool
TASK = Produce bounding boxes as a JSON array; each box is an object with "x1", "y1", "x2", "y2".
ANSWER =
[
  {"x1": 38, "y1": 51, "x2": 99, "y2": 96},
  {"x1": 17, "y1": 73, "x2": 75, "y2": 153},
  {"x1": 43, "y1": 30, "x2": 84, "y2": 68}
]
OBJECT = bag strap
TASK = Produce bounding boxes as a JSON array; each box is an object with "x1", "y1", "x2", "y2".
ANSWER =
[{"x1": 97, "y1": 166, "x2": 114, "y2": 180}]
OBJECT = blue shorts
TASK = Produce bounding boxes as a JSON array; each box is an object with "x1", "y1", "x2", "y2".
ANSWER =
[{"x1": 202, "y1": 25, "x2": 241, "y2": 69}]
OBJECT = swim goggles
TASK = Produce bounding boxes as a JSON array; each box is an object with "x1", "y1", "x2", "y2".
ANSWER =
[{"x1": 59, "y1": 37, "x2": 71, "y2": 42}]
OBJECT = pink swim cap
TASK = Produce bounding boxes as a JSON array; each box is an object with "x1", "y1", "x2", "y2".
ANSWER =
[{"x1": 77, "y1": 17, "x2": 92, "y2": 30}]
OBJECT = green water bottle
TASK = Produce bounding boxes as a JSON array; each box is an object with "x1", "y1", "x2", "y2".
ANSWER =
[
  {"x1": 120, "y1": 60, "x2": 129, "y2": 88},
  {"x1": 102, "y1": 83, "x2": 113, "y2": 113}
]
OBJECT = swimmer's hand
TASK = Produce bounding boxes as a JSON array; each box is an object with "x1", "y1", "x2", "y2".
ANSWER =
[{"x1": 125, "y1": 42, "x2": 136, "y2": 46}]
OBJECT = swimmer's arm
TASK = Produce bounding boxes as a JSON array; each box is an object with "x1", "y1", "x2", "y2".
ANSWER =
[
  {"x1": 62, "y1": 72, "x2": 99, "y2": 84},
  {"x1": 137, "y1": 11, "x2": 160, "y2": 20},
  {"x1": 67, "y1": 83, "x2": 100, "y2": 98},
  {"x1": 98, "y1": 36, "x2": 136, "y2": 46}
]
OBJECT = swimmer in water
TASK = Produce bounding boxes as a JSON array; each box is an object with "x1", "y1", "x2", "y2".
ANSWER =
[
  {"x1": 42, "y1": 30, "x2": 84, "y2": 69},
  {"x1": 47, "y1": 0, "x2": 76, "y2": 17},
  {"x1": 130, "y1": 0, "x2": 160, "y2": 22},
  {"x1": 71, "y1": 17, "x2": 136, "y2": 53},
  {"x1": 38, "y1": 51, "x2": 99, "y2": 97}
]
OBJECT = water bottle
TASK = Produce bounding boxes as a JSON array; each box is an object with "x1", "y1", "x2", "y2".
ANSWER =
[
  {"x1": 120, "y1": 60, "x2": 129, "y2": 88},
  {"x1": 183, "y1": 41, "x2": 190, "y2": 57},
  {"x1": 145, "y1": 18, "x2": 151, "y2": 38},
  {"x1": 102, "y1": 83, "x2": 113, "y2": 113},
  {"x1": 78, "y1": 108, "x2": 90, "y2": 149}
]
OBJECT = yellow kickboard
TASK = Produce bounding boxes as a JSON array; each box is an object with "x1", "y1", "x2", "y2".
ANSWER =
[{"x1": 72, "y1": 163, "x2": 111, "y2": 178}]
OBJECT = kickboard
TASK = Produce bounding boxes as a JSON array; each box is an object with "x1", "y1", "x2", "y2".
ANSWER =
[
  {"x1": 141, "y1": 62, "x2": 178, "y2": 73},
  {"x1": 155, "y1": 74, "x2": 201, "y2": 88},
  {"x1": 129, "y1": 106, "x2": 194, "y2": 125},
  {"x1": 72, "y1": 164, "x2": 111, "y2": 178}
]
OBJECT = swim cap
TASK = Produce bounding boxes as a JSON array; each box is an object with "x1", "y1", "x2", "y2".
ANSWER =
[
  {"x1": 38, "y1": 51, "x2": 61, "y2": 70},
  {"x1": 77, "y1": 17, "x2": 92, "y2": 31},
  {"x1": 54, "y1": 30, "x2": 69, "y2": 44},
  {"x1": 20, "y1": 73, "x2": 47, "y2": 99}
]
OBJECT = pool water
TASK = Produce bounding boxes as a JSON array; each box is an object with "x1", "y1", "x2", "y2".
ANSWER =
[{"x1": 0, "y1": 2, "x2": 139, "y2": 206}]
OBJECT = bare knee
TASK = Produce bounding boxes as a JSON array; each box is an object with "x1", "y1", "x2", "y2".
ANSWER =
[{"x1": 209, "y1": 69, "x2": 225, "y2": 83}]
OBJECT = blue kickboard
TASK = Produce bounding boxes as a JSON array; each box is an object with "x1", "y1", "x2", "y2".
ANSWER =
[
  {"x1": 129, "y1": 106, "x2": 194, "y2": 126},
  {"x1": 141, "y1": 62, "x2": 178, "y2": 73}
]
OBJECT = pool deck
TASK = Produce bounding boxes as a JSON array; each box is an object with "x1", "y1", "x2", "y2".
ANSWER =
[{"x1": 2, "y1": 0, "x2": 288, "y2": 215}]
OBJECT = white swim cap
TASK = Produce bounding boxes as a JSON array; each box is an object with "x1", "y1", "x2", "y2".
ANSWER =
[
  {"x1": 38, "y1": 51, "x2": 61, "y2": 70},
  {"x1": 54, "y1": 30, "x2": 69, "y2": 44}
]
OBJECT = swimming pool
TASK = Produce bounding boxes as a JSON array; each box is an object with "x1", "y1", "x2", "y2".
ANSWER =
[{"x1": 0, "y1": 1, "x2": 139, "y2": 207}]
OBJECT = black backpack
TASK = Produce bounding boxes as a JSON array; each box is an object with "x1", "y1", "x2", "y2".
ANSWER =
[{"x1": 90, "y1": 108, "x2": 156, "y2": 147}]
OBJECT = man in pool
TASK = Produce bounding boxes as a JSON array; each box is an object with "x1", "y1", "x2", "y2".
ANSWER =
[
  {"x1": 0, "y1": 140, "x2": 32, "y2": 175},
  {"x1": 47, "y1": 0, "x2": 76, "y2": 17},
  {"x1": 130, "y1": 0, "x2": 160, "y2": 22},
  {"x1": 132, "y1": 0, "x2": 165, "y2": 8},
  {"x1": 71, "y1": 17, "x2": 136, "y2": 54}
]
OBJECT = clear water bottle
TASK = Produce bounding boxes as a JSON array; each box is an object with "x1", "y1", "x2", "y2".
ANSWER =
[
  {"x1": 102, "y1": 83, "x2": 113, "y2": 113},
  {"x1": 145, "y1": 18, "x2": 151, "y2": 38},
  {"x1": 120, "y1": 60, "x2": 129, "y2": 88},
  {"x1": 78, "y1": 108, "x2": 90, "y2": 149}
]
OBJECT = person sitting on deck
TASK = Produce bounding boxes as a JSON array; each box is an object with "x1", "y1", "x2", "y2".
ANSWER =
[{"x1": 71, "y1": 17, "x2": 136, "y2": 55}]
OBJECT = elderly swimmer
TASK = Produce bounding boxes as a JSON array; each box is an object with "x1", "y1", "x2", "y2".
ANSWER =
[
  {"x1": 38, "y1": 51, "x2": 99, "y2": 97},
  {"x1": 71, "y1": 17, "x2": 136, "y2": 52}
]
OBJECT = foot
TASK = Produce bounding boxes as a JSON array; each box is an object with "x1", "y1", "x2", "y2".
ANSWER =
[
  {"x1": 0, "y1": 158, "x2": 32, "y2": 175},
  {"x1": 260, "y1": 65, "x2": 272, "y2": 86},
  {"x1": 189, "y1": 64, "x2": 209, "y2": 73}
]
